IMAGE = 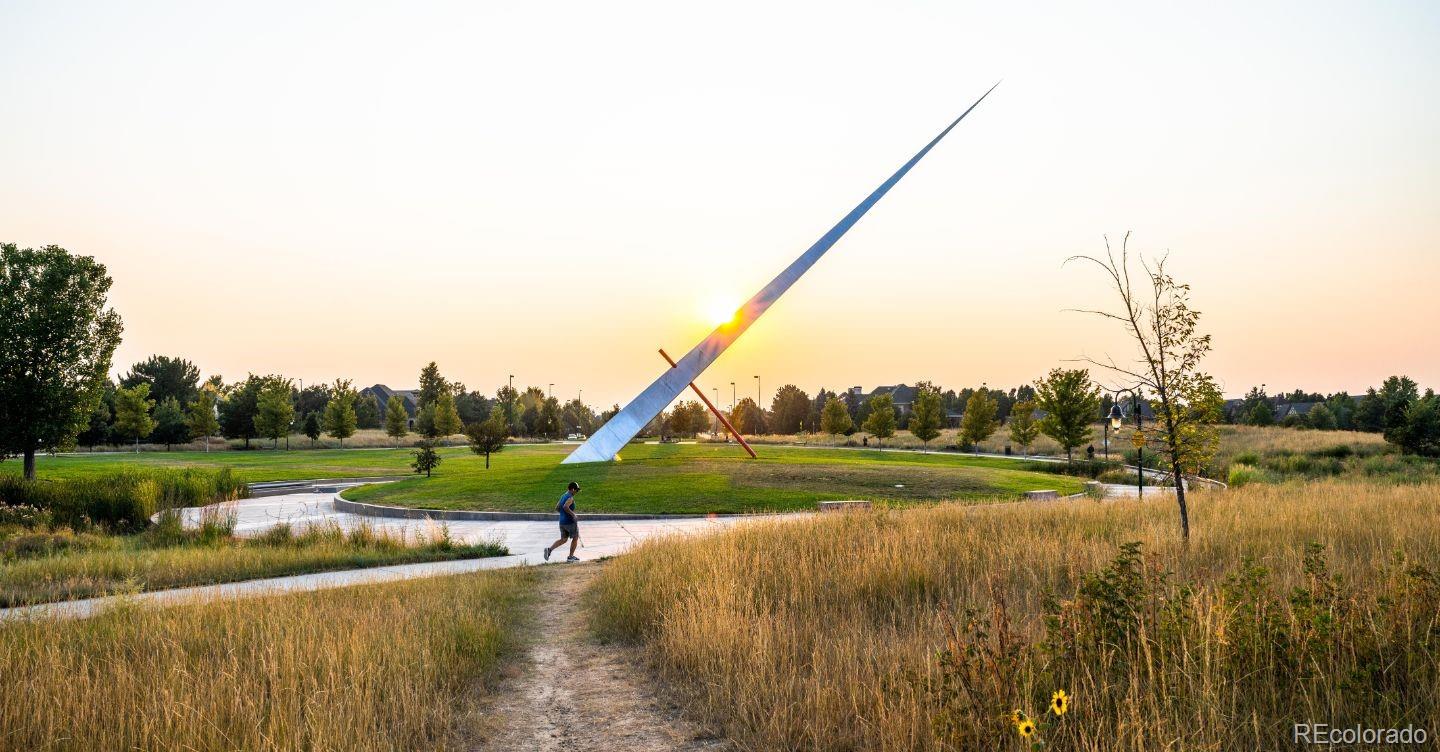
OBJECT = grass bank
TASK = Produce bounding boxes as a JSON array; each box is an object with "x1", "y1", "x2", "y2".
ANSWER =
[
  {"x1": 344, "y1": 443, "x2": 1085, "y2": 514},
  {"x1": 0, "y1": 568, "x2": 537, "y2": 750},
  {"x1": 589, "y1": 480, "x2": 1440, "y2": 750}
]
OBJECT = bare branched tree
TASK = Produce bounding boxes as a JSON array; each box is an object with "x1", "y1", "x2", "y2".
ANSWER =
[{"x1": 1066, "y1": 233, "x2": 1223, "y2": 539}]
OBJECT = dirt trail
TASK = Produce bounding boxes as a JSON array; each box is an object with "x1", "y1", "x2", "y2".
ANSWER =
[{"x1": 468, "y1": 562, "x2": 726, "y2": 752}]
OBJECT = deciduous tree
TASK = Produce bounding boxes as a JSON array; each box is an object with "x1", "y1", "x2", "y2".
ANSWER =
[
  {"x1": 187, "y1": 388, "x2": 220, "y2": 452},
  {"x1": 465, "y1": 408, "x2": 509, "y2": 469},
  {"x1": 768, "y1": 385, "x2": 811, "y2": 434},
  {"x1": 1067, "y1": 234, "x2": 1224, "y2": 539},
  {"x1": 862, "y1": 393, "x2": 896, "y2": 446},
  {"x1": 254, "y1": 379, "x2": 296, "y2": 449},
  {"x1": 1034, "y1": 368, "x2": 1101, "y2": 464},
  {"x1": 354, "y1": 392, "x2": 381, "y2": 429},
  {"x1": 1008, "y1": 399, "x2": 1040, "y2": 455},
  {"x1": 113, "y1": 383, "x2": 156, "y2": 453},
  {"x1": 958, "y1": 388, "x2": 998, "y2": 452},
  {"x1": 323, "y1": 379, "x2": 358, "y2": 446},
  {"x1": 729, "y1": 398, "x2": 766, "y2": 435},
  {"x1": 0, "y1": 244, "x2": 123, "y2": 477},
  {"x1": 820, "y1": 396, "x2": 853, "y2": 436},
  {"x1": 909, "y1": 385, "x2": 943, "y2": 449},
  {"x1": 433, "y1": 389, "x2": 464, "y2": 440},
  {"x1": 303, "y1": 412, "x2": 323, "y2": 447}
]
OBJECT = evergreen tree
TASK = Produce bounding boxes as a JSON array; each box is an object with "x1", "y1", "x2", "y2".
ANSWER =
[
  {"x1": 0, "y1": 244, "x2": 123, "y2": 477},
  {"x1": 1034, "y1": 368, "x2": 1101, "y2": 464},
  {"x1": 417, "y1": 361, "x2": 447, "y2": 410},
  {"x1": 323, "y1": 379, "x2": 358, "y2": 446},
  {"x1": 151, "y1": 396, "x2": 189, "y2": 450},
  {"x1": 113, "y1": 383, "x2": 156, "y2": 453},
  {"x1": 958, "y1": 388, "x2": 999, "y2": 453},
  {"x1": 464, "y1": 407, "x2": 509, "y2": 469},
  {"x1": 411, "y1": 439, "x2": 441, "y2": 477},
  {"x1": 253, "y1": 379, "x2": 295, "y2": 449},
  {"x1": 1305, "y1": 403, "x2": 1337, "y2": 430},
  {"x1": 303, "y1": 412, "x2": 323, "y2": 447},
  {"x1": 909, "y1": 386, "x2": 943, "y2": 449},
  {"x1": 820, "y1": 396, "x2": 853, "y2": 436},
  {"x1": 121, "y1": 355, "x2": 200, "y2": 408},
  {"x1": 187, "y1": 388, "x2": 221, "y2": 452},
  {"x1": 1008, "y1": 399, "x2": 1040, "y2": 455},
  {"x1": 1352, "y1": 388, "x2": 1385, "y2": 432},
  {"x1": 384, "y1": 395, "x2": 410, "y2": 447},
  {"x1": 862, "y1": 393, "x2": 896, "y2": 446}
]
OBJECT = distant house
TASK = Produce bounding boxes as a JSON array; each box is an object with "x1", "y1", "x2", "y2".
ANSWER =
[
  {"x1": 361, "y1": 384, "x2": 420, "y2": 429},
  {"x1": 849, "y1": 384, "x2": 919, "y2": 415},
  {"x1": 1274, "y1": 402, "x2": 1319, "y2": 422}
]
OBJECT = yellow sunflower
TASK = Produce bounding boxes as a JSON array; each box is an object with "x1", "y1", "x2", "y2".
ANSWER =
[
  {"x1": 1017, "y1": 719, "x2": 1037, "y2": 738},
  {"x1": 1050, "y1": 689, "x2": 1070, "y2": 716},
  {"x1": 1008, "y1": 709, "x2": 1027, "y2": 725}
]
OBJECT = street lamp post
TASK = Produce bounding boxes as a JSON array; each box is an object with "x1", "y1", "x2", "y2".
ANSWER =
[
  {"x1": 754, "y1": 375, "x2": 761, "y2": 409},
  {"x1": 1108, "y1": 388, "x2": 1144, "y2": 497},
  {"x1": 730, "y1": 382, "x2": 736, "y2": 412},
  {"x1": 549, "y1": 383, "x2": 554, "y2": 399}
]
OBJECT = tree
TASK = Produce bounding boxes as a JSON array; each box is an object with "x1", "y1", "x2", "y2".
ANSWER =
[
  {"x1": 464, "y1": 408, "x2": 509, "y2": 468},
  {"x1": 1034, "y1": 368, "x2": 1101, "y2": 464},
  {"x1": 253, "y1": 379, "x2": 296, "y2": 448},
  {"x1": 497, "y1": 385, "x2": 521, "y2": 434},
  {"x1": 667, "y1": 400, "x2": 708, "y2": 438},
  {"x1": 1008, "y1": 399, "x2": 1040, "y2": 455},
  {"x1": 729, "y1": 398, "x2": 766, "y2": 435},
  {"x1": 417, "y1": 362, "x2": 447, "y2": 410},
  {"x1": 384, "y1": 395, "x2": 410, "y2": 447},
  {"x1": 0, "y1": 244, "x2": 123, "y2": 477},
  {"x1": 1378, "y1": 375, "x2": 1421, "y2": 443},
  {"x1": 411, "y1": 439, "x2": 441, "y2": 477},
  {"x1": 219, "y1": 375, "x2": 273, "y2": 449},
  {"x1": 303, "y1": 412, "x2": 323, "y2": 447},
  {"x1": 1244, "y1": 400, "x2": 1275, "y2": 427},
  {"x1": 1305, "y1": 402, "x2": 1337, "y2": 431},
  {"x1": 769, "y1": 385, "x2": 811, "y2": 434},
  {"x1": 909, "y1": 385, "x2": 943, "y2": 449},
  {"x1": 561, "y1": 398, "x2": 596, "y2": 436},
  {"x1": 455, "y1": 389, "x2": 492, "y2": 425},
  {"x1": 293, "y1": 382, "x2": 332, "y2": 426},
  {"x1": 323, "y1": 379, "x2": 358, "y2": 446},
  {"x1": 820, "y1": 396, "x2": 853, "y2": 436},
  {"x1": 862, "y1": 393, "x2": 897, "y2": 446},
  {"x1": 1389, "y1": 392, "x2": 1440, "y2": 457},
  {"x1": 77, "y1": 386, "x2": 113, "y2": 450},
  {"x1": 113, "y1": 383, "x2": 156, "y2": 453},
  {"x1": 151, "y1": 396, "x2": 189, "y2": 450},
  {"x1": 958, "y1": 388, "x2": 998, "y2": 452},
  {"x1": 1352, "y1": 388, "x2": 1385, "y2": 432},
  {"x1": 433, "y1": 389, "x2": 464, "y2": 440},
  {"x1": 1068, "y1": 234, "x2": 1223, "y2": 539},
  {"x1": 187, "y1": 388, "x2": 221, "y2": 452},
  {"x1": 121, "y1": 355, "x2": 200, "y2": 408},
  {"x1": 354, "y1": 392, "x2": 381, "y2": 429}
]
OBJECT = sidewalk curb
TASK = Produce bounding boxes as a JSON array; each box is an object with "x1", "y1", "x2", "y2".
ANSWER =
[{"x1": 332, "y1": 494, "x2": 737, "y2": 522}]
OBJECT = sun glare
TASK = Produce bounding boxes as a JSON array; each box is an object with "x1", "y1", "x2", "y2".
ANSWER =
[{"x1": 704, "y1": 296, "x2": 740, "y2": 327}]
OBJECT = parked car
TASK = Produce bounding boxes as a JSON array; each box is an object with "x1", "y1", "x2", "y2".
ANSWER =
[{"x1": 565, "y1": 433, "x2": 586, "y2": 441}]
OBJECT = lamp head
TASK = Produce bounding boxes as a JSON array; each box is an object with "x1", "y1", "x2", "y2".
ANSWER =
[{"x1": 1108, "y1": 403, "x2": 1125, "y2": 430}]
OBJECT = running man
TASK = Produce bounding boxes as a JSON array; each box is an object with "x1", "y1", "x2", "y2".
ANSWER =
[{"x1": 543, "y1": 481, "x2": 581, "y2": 562}]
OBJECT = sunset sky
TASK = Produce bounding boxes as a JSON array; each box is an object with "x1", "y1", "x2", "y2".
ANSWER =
[{"x1": 3, "y1": 1, "x2": 1437, "y2": 408}]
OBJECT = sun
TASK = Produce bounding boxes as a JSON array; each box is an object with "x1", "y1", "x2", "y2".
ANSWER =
[{"x1": 703, "y1": 296, "x2": 740, "y2": 327}]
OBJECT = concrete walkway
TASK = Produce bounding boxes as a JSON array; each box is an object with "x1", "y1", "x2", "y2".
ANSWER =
[{"x1": 0, "y1": 491, "x2": 765, "y2": 623}]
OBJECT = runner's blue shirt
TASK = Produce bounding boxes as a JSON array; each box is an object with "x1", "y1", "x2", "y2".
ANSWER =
[{"x1": 557, "y1": 491, "x2": 576, "y2": 523}]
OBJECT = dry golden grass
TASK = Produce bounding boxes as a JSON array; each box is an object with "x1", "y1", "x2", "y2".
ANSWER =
[
  {"x1": 1213, "y1": 424, "x2": 1388, "y2": 465},
  {"x1": 589, "y1": 480, "x2": 1440, "y2": 751},
  {"x1": 0, "y1": 568, "x2": 537, "y2": 751},
  {"x1": 742, "y1": 429, "x2": 1067, "y2": 456}
]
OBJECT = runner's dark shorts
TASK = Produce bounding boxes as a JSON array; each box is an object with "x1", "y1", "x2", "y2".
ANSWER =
[{"x1": 559, "y1": 521, "x2": 579, "y2": 538}]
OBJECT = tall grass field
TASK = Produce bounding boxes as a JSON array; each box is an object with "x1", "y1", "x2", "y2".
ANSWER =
[
  {"x1": 589, "y1": 480, "x2": 1440, "y2": 751},
  {"x1": 0, "y1": 568, "x2": 537, "y2": 751}
]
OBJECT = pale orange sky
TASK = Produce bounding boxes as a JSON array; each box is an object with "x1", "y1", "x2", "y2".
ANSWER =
[{"x1": 3, "y1": 1, "x2": 1437, "y2": 407}]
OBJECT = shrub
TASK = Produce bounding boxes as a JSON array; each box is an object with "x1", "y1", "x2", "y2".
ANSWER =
[{"x1": 1227, "y1": 463, "x2": 1273, "y2": 487}]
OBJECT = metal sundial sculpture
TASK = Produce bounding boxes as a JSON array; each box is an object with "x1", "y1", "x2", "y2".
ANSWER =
[{"x1": 563, "y1": 83, "x2": 999, "y2": 464}]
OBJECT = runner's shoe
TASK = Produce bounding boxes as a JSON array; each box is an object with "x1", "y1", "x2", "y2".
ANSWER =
[
  {"x1": 543, "y1": 546, "x2": 552, "y2": 561},
  {"x1": 566, "y1": 555, "x2": 580, "y2": 563}
]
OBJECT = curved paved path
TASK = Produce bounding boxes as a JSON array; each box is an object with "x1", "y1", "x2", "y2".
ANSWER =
[{"x1": 0, "y1": 491, "x2": 764, "y2": 623}]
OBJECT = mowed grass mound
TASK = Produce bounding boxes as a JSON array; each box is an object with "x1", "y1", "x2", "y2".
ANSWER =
[
  {"x1": 0, "y1": 568, "x2": 537, "y2": 751},
  {"x1": 344, "y1": 443, "x2": 1086, "y2": 514},
  {"x1": 589, "y1": 480, "x2": 1440, "y2": 750},
  {"x1": 6, "y1": 446, "x2": 444, "y2": 483}
]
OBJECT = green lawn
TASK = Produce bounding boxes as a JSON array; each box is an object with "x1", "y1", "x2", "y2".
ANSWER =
[
  {"x1": 345, "y1": 443, "x2": 1085, "y2": 514},
  {"x1": 10, "y1": 443, "x2": 1085, "y2": 514}
]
